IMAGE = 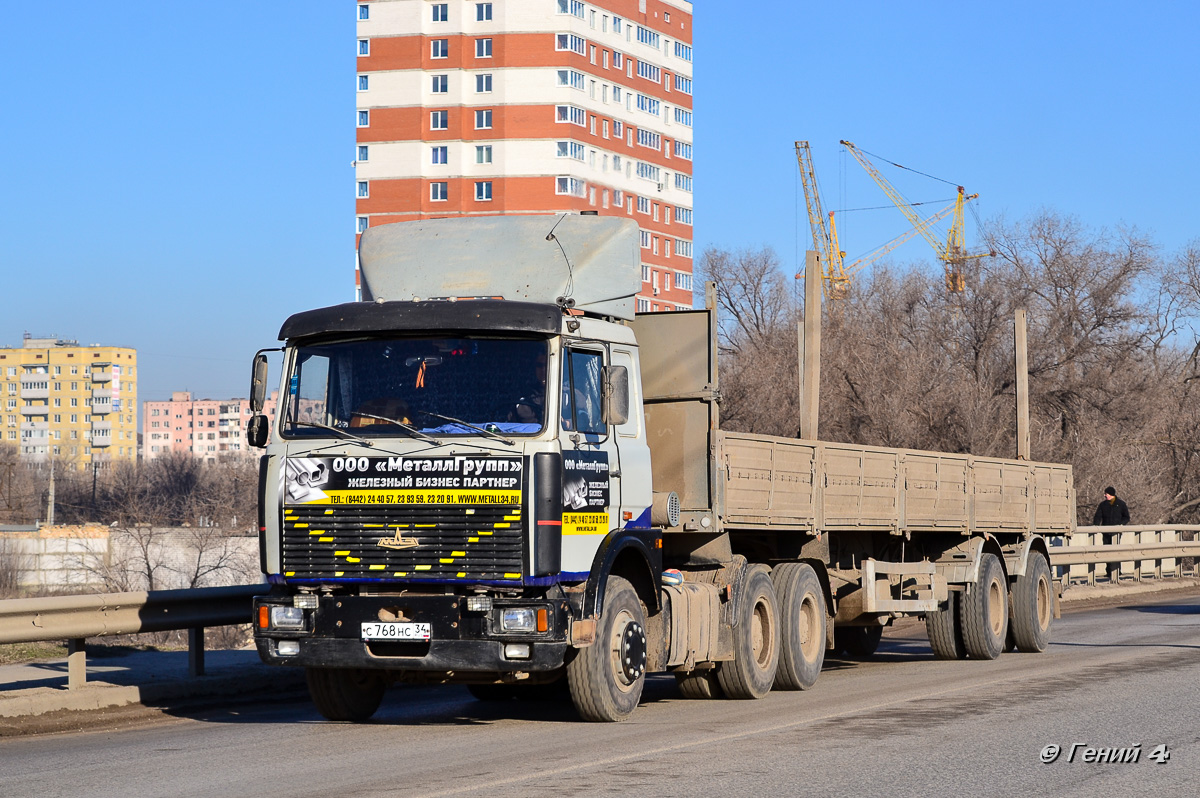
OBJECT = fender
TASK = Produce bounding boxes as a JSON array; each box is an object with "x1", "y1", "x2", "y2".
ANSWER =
[
  {"x1": 1000, "y1": 535, "x2": 1051, "y2": 578},
  {"x1": 581, "y1": 528, "x2": 663, "y2": 619}
]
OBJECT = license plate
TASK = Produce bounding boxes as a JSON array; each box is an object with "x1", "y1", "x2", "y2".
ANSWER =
[{"x1": 361, "y1": 622, "x2": 431, "y2": 641}]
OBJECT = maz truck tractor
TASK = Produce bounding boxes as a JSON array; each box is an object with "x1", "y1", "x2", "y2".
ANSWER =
[{"x1": 248, "y1": 215, "x2": 1071, "y2": 722}]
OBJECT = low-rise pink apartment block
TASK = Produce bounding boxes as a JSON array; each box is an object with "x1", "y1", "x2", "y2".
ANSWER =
[{"x1": 143, "y1": 391, "x2": 277, "y2": 461}]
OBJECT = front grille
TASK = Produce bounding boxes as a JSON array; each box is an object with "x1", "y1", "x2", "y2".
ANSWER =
[{"x1": 282, "y1": 504, "x2": 523, "y2": 581}]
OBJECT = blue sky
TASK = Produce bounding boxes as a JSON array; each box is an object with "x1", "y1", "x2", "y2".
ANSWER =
[{"x1": 2, "y1": 1, "x2": 1197, "y2": 408}]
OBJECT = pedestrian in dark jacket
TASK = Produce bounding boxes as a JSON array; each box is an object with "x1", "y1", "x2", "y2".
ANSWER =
[{"x1": 1093, "y1": 486, "x2": 1130, "y2": 580}]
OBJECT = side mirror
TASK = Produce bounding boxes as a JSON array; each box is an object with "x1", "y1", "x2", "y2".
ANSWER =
[
  {"x1": 601, "y1": 365, "x2": 629, "y2": 426},
  {"x1": 250, "y1": 353, "x2": 269, "y2": 412},
  {"x1": 246, "y1": 414, "x2": 270, "y2": 448}
]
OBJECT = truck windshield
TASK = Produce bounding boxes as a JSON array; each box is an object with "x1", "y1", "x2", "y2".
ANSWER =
[{"x1": 282, "y1": 337, "x2": 548, "y2": 438}]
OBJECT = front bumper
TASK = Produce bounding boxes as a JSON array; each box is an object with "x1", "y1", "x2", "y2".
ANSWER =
[{"x1": 254, "y1": 594, "x2": 571, "y2": 674}]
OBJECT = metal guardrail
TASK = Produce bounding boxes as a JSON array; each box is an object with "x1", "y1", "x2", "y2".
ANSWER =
[
  {"x1": 2, "y1": 526, "x2": 1200, "y2": 694},
  {"x1": 1051, "y1": 525, "x2": 1200, "y2": 585},
  {"x1": 0, "y1": 584, "x2": 267, "y2": 689}
]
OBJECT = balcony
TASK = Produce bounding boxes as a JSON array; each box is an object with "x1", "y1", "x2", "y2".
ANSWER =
[
  {"x1": 91, "y1": 401, "x2": 112, "y2": 416},
  {"x1": 19, "y1": 381, "x2": 49, "y2": 400},
  {"x1": 91, "y1": 369, "x2": 113, "y2": 383},
  {"x1": 20, "y1": 420, "x2": 49, "y2": 434},
  {"x1": 19, "y1": 405, "x2": 49, "y2": 417},
  {"x1": 90, "y1": 420, "x2": 112, "y2": 433},
  {"x1": 91, "y1": 430, "x2": 112, "y2": 448},
  {"x1": 90, "y1": 387, "x2": 112, "y2": 400}
]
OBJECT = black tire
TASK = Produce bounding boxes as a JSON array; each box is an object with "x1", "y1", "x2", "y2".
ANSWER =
[
  {"x1": 716, "y1": 563, "x2": 781, "y2": 699},
  {"x1": 1011, "y1": 553, "x2": 1053, "y2": 652},
  {"x1": 675, "y1": 670, "x2": 724, "y2": 699},
  {"x1": 771, "y1": 562, "x2": 827, "y2": 690},
  {"x1": 962, "y1": 553, "x2": 1008, "y2": 660},
  {"x1": 925, "y1": 590, "x2": 965, "y2": 660},
  {"x1": 305, "y1": 667, "x2": 386, "y2": 722},
  {"x1": 567, "y1": 575, "x2": 647, "y2": 722},
  {"x1": 834, "y1": 625, "x2": 883, "y2": 658}
]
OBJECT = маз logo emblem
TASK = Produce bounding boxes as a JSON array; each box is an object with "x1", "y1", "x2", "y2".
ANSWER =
[{"x1": 377, "y1": 534, "x2": 420, "y2": 550}]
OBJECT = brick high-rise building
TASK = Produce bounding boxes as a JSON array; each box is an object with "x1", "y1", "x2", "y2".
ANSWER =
[
  {"x1": 143, "y1": 391, "x2": 278, "y2": 463},
  {"x1": 0, "y1": 335, "x2": 138, "y2": 466},
  {"x1": 354, "y1": 0, "x2": 694, "y2": 311}
]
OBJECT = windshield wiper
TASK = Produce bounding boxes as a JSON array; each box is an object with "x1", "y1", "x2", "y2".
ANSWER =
[
  {"x1": 292, "y1": 420, "x2": 374, "y2": 447},
  {"x1": 350, "y1": 413, "x2": 443, "y2": 446},
  {"x1": 414, "y1": 410, "x2": 516, "y2": 446}
]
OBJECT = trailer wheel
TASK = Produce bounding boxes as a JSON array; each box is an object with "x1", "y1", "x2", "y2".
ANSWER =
[
  {"x1": 305, "y1": 667, "x2": 386, "y2": 722},
  {"x1": 834, "y1": 625, "x2": 883, "y2": 659},
  {"x1": 567, "y1": 575, "x2": 647, "y2": 722},
  {"x1": 925, "y1": 591, "x2": 965, "y2": 660},
  {"x1": 675, "y1": 670, "x2": 724, "y2": 700},
  {"x1": 1011, "y1": 553, "x2": 1053, "y2": 652},
  {"x1": 716, "y1": 563, "x2": 781, "y2": 699},
  {"x1": 771, "y1": 562, "x2": 826, "y2": 690},
  {"x1": 962, "y1": 553, "x2": 1008, "y2": 660}
]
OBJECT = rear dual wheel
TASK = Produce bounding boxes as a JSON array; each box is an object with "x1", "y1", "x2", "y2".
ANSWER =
[
  {"x1": 1010, "y1": 553, "x2": 1053, "y2": 652},
  {"x1": 717, "y1": 563, "x2": 781, "y2": 699},
  {"x1": 771, "y1": 562, "x2": 826, "y2": 690}
]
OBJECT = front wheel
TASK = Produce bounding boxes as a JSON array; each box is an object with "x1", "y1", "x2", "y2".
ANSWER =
[
  {"x1": 1011, "y1": 553, "x2": 1053, "y2": 652},
  {"x1": 567, "y1": 575, "x2": 647, "y2": 722},
  {"x1": 306, "y1": 667, "x2": 386, "y2": 722},
  {"x1": 717, "y1": 563, "x2": 781, "y2": 699}
]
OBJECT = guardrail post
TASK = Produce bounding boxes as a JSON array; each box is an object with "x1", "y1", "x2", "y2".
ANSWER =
[
  {"x1": 188, "y1": 627, "x2": 205, "y2": 678},
  {"x1": 1134, "y1": 529, "x2": 1143, "y2": 582},
  {"x1": 67, "y1": 638, "x2": 86, "y2": 690},
  {"x1": 1155, "y1": 529, "x2": 1164, "y2": 580},
  {"x1": 1087, "y1": 530, "x2": 1097, "y2": 586}
]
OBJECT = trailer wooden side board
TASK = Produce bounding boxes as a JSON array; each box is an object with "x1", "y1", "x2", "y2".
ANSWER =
[{"x1": 716, "y1": 431, "x2": 1073, "y2": 537}]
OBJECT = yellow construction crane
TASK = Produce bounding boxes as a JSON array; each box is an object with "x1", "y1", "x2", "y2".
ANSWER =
[
  {"x1": 840, "y1": 140, "x2": 988, "y2": 292},
  {"x1": 795, "y1": 141, "x2": 967, "y2": 298}
]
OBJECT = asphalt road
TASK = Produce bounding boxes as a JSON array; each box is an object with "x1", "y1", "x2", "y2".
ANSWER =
[{"x1": 2, "y1": 593, "x2": 1196, "y2": 798}]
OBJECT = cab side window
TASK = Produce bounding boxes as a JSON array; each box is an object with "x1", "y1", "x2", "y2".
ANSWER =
[{"x1": 561, "y1": 349, "x2": 605, "y2": 434}]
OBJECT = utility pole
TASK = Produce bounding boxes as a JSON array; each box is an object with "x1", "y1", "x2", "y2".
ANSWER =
[
  {"x1": 799, "y1": 250, "x2": 822, "y2": 440},
  {"x1": 46, "y1": 458, "x2": 55, "y2": 526}
]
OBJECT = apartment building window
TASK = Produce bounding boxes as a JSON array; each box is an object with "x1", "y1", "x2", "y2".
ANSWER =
[
  {"x1": 637, "y1": 298, "x2": 650, "y2": 313},
  {"x1": 475, "y1": 38, "x2": 492, "y2": 58},
  {"x1": 358, "y1": 4, "x2": 369, "y2": 20},
  {"x1": 636, "y1": 94, "x2": 660, "y2": 116},
  {"x1": 475, "y1": 181, "x2": 492, "y2": 201},
  {"x1": 675, "y1": 75, "x2": 693, "y2": 95},
  {"x1": 675, "y1": 271, "x2": 693, "y2": 291},
  {"x1": 612, "y1": 154, "x2": 622, "y2": 171},
  {"x1": 476, "y1": 144, "x2": 493, "y2": 164},
  {"x1": 432, "y1": 74, "x2": 448, "y2": 93},
  {"x1": 431, "y1": 182, "x2": 448, "y2": 201},
  {"x1": 357, "y1": 216, "x2": 369, "y2": 233},
  {"x1": 636, "y1": 26, "x2": 660, "y2": 48},
  {"x1": 613, "y1": 16, "x2": 623, "y2": 33},
  {"x1": 358, "y1": 39, "x2": 369, "y2": 56},
  {"x1": 636, "y1": 61, "x2": 661, "y2": 82},
  {"x1": 636, "y1": 162, "x2": 661, "y2": 182},
  {"x1": 476, "y1": 3, "x2": 492, "y2": 21},
  {"x1": 357, "y1": 110, "x2": 370, "y2": 127},
  {"x1": 357, "y1": 181, "x2": 369, "y2": 198},
  {"x1": 432, "y1": 3, "x2": 448, "y2": 22},
  {"x1": 358, "y1": 145, "x2": 369, "y2": 161},
  {"x1": 476, "y1": 73, "x2": 492, "y2": 92},
  {"x1": 555, "y1": 104, "x2": 587, "y2": 126},
  {"x1": 556, "y1": 141, "x2": 585, "y2": 160},
  {"x1": 637, "y1": 128, "x2": 661, "y2": 150},
  {"x1": 603, "y1": 50, "x2": 609, "y2": 69},
  {"x1": 640, "y1": 230, "x2": 652, "y2": 249},
  {"x1": 432, "y1": 145, "x2": 448, "y2": 164},
  {"x1": 675, "y1": 42, "x2": 693, "y2": 62},
  {"x1": 555, "y1": 176, "x2": 586, "y2": 197},
  {"x1": 358, "y1": 74, "x2": 369, "y2": 91},
  {"x1": 674, "y1": 140, "x2": 693, "y2": 160},
  {"x1": 556, "y1": 34, "x2": 586, "y2": 55},
  {"x1": 557, "y1": 69, "x2": 585, "y2": 89},
  {"x1": 557, "y1": 0, "x2": 584, "y2": 18},
  {"x1": 637, "y1": 196, "x2": 651, "y2": 214},
  {"x1": 613, "y1": 51, "x2": 623, "y2": 69},
  {"x1": 432, "y1": 39, "x2": 449, "y2": 58},
  {"x1": 675, "y1": 173, "x2": 693, "y2": 192},
  {"x1": 613, "y1": 119, "x2": 623, "y2": 138},
  {"x1": 431, "y1": 110, "x2": 448, "y2": 129},
  {"x1": 474, "y1": 109, "x2": 492, "y2": 129},
  {"x1": 674, "y1": 108, "x2": 693, "y2": 127},
  {"x1": 675, "y1": 206, "x2": 693, "y2": 225},
  {"x1": 612, "y1": 189, "x2": 623, "y2": 205}
]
